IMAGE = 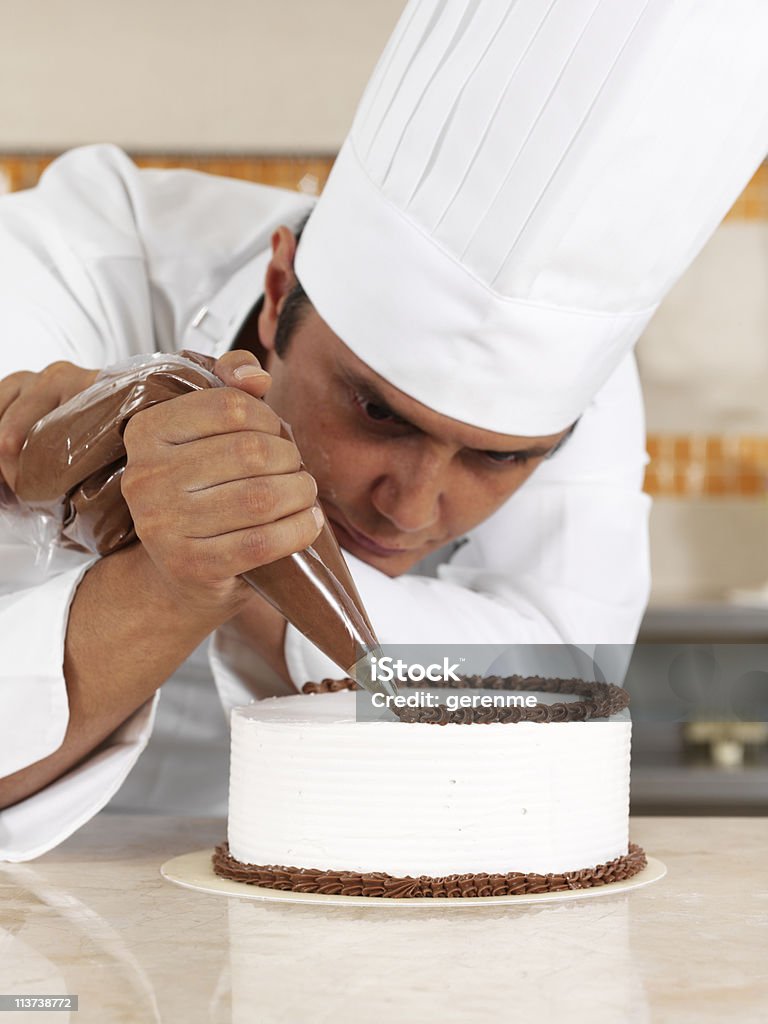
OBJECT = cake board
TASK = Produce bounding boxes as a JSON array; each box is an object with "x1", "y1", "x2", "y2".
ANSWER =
[{"x1": 161, "y1": 849, "x2": 666, "y2": 908}]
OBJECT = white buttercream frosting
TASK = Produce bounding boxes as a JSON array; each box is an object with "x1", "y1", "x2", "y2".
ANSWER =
[{"x1": 227, "y1": 690, "x2": 631, "y2": 876}]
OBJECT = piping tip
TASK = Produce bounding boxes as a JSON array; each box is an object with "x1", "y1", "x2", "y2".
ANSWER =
[{"x1": 350, "y1": 647, "x2": 398, "y2": 697}]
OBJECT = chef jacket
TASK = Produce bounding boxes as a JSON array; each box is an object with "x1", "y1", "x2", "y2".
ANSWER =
[{"x1": 0, "y1": 145, "x2": 650, "y2": 860}]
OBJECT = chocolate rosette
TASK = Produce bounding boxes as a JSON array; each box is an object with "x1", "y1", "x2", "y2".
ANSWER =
[
  {"x1": 212, "y1": 842, "x2": 647, "y2": 898},
  {"x1": 302, "y1": 674, "x2": 629, "y2": 724}
]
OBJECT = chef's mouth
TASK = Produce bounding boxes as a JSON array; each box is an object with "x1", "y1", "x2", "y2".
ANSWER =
[{"x1": 323, "y1": 506, "x2": 424, "y2": 559}]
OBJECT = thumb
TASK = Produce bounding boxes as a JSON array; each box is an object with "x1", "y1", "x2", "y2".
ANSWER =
[{"x1": 212, "y1": 349, "x2": 272, "y2": 399}]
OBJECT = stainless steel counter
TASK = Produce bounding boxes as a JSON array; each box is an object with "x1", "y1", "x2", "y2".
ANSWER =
[{"x1": 640, "y1": 602, "x2": 768, "y2": 642}]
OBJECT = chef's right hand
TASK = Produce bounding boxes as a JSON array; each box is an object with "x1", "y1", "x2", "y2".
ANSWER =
[{"x1": 121, "y1": 350, "x2": 322, "y2": 617}]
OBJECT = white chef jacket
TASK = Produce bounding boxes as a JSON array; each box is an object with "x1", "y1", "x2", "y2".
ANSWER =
[{"x1": 0, "y1": 145, "x2": 650, "y2": 861}]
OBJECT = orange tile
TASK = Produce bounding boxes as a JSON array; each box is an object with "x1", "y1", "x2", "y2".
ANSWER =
[
  {"x1": 724, "y1": 162, "x2": 768, "y2": 221},
  {"x1": 721, "y1": 437, "x2": 743, "y2": 464},
  {"x1": 0, "y1": 153, "x2": 337, "y2": 195},
  {"x1": 704, "y1": 475, "x2": 728, "y2": 496},
  {"x1": 738, "y1": 437, "x2": 760, "y2": 461},
  {"x1": 684, "y1": 464, "x2": 707, "y2": 496},
  {"x1": 705, "y1": 437, "x2": 724, "y2": 462},
  {"x1": 636, "y1": 432, "x2": 768, "y2": 497},
  {"x1": 672, "y1": 470, "x2": 690, "y2": 496},
  {"x1": 673, "y1": 437, "x2": 691, "y2": 462},
  {"x1": 738, "y1": 474, "x2": 765, "y2": 496}
]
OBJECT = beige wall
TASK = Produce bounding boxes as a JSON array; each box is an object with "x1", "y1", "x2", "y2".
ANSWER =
[
  {"x1": 649, "y1": 499, "x2": 768, "y2": 602},
  {"x1": 637, "y1": 220, "x2": 768, "y2": 435},
  {"x1": 0, "y1": 0, "x2": 403, "y2": 151}
]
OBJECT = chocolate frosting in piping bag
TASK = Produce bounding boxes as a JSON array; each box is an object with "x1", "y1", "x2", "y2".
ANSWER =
[{"x1": 13, "y1": 351, "x2": 381, "y2": 681}]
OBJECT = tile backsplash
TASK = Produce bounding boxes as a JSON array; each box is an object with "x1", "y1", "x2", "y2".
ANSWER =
[{"x1": 644, "y1": 436, "x2": 768, "y2": 498}]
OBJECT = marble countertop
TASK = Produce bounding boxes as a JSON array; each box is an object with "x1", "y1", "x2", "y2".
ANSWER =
[{"x1": 1, "y1": 816, "x2": 766, "y2": 1023}]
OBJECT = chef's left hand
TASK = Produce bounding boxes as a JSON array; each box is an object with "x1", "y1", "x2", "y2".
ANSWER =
[
  {"x1": 0, "y1": 361, "x2": 99, "y2": 489},
  {"x1": 0, "y1": 349, "x2": 277, "y2": 490}
]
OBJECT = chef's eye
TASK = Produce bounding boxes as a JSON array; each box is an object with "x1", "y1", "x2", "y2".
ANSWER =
[
  {"x1": 481, "y1": 449, "x2": 532, "y2": 467},
  {"x1": 352, "y1": 391, "x2": 407, "y2": 425}
]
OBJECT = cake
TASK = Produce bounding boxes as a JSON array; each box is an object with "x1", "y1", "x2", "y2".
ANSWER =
[{"x1": 213, "y1": 676, "x2": 646, "y2": 898}]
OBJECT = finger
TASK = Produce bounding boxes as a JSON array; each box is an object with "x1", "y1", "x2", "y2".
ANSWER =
[
  {"x1": 125, "y1": 385, "x2": 282, "y2": 447},
  {"x1": 183, "y1": 471, "x2": 318, "y2": 537},
  {"x1": 121, "y1": 433, "x2": 304, "y2": 525},
  {"x1": 0, "y1": 366, "x2": 99, "y2": 440},
  {"x1": 184, "y1": 432, "x2": 303, "y2": 488},
  {"x1": 0, "y1": 386, "x2": 37, "y2": 489},
  {"x1": 167, "y1": 505, "x2": 324, "y2": 583},
  {"x1": 0, "y1": 372, "x2": 34, "y2": 420},
  {"x1": 0, "y1": 368, "x2": 91, "y2": 489},
  {"x1": 0, "y1": 386, "x2": 78, "y2": 452},
  {"x1": 151, "y1": 432, "x2": 303, "y2": 493},
  {"x1": 213, "y1": 350, "x2": 272, "y2": 399}
]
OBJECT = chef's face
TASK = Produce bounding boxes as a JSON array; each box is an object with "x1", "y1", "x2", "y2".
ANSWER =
[{"x1": 258, "y1": 229, "x2": 571, "y2": 578}]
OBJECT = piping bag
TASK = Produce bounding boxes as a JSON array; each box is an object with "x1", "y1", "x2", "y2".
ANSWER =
[{"x1": 10, "y1": 351, "x2": 392, "y2": 696}]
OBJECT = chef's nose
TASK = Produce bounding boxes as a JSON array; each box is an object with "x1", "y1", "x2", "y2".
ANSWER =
[{"x1": 371, "y1": 449, "x2": 445, "y2": 534}]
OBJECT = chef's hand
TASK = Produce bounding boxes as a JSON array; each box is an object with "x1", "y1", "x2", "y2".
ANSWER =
[
  {"x1": 121, "y1": 349, "x2": 322, "y2": 618},
  {"x1": 0, "y1": 361, "x2": 99, "y2": 489}
]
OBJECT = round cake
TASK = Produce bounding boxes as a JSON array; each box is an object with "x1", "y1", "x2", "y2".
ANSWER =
[{"x1": 213, "y1": 677, "x2": 646, "y2": 898}]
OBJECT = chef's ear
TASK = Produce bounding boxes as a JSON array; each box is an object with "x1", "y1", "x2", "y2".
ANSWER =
[{"x1": 260, "y1": 227, "x2": 299, "y2": 353}]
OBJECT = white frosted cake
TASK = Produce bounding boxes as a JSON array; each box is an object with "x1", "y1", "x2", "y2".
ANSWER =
[{"x1": 214, "y1": 678, "x2": 645, "y2": 898}]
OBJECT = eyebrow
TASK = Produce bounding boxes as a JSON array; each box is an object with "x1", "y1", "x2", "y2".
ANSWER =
[{"x1": 342, "y1": 369, "x2": 568, "y2": 459}]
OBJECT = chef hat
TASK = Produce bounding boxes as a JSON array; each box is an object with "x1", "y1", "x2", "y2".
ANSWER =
[{"x1": 295, "y1": 0, "x2": 768, "y2": 435}]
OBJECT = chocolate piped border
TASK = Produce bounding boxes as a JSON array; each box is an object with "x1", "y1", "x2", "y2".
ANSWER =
[
  {"x1": 301, "y1": 675, "x2": 629, "y2": 724},
  {"x1": 212, "y1": 842, "x2": 647, "y2": 898}
]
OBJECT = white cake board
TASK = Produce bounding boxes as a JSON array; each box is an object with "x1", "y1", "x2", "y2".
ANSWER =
[{"x1": 161, "y1": 849, "x2": 666, "y2": 908}]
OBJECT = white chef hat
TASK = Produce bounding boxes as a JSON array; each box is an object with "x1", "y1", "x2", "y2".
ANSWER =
[{"x1": 295, "y1": 0, "x2": 768, "y2": 435}]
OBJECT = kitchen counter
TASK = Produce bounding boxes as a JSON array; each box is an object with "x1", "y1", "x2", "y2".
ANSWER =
[
  {"x1": 639, "y1": 602, "x2": 768, "y2": 641},
  {"x1": 1, "y1": 815, "x2": 766, "y2": 1023}
]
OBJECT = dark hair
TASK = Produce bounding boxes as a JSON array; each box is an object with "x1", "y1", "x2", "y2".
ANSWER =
[
  {"x1": 273, "y1": 279, "x2": 312, "y2": 357},
  {"x1": 273, "y1": 211, "x2": 313, "y2": 357},
  {"x1": 274, "y1": 213, "x2": 579, "y2": 456},
  {"x1": 546, "y1": 419, "x2": 578, "y2": 457}
]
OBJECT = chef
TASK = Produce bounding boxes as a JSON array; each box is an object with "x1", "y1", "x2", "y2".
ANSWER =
[{"x1": 1, "y1": 0, "x2": 766, "y2": 860}]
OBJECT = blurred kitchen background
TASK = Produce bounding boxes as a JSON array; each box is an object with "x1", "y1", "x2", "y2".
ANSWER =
[{"x1": 1, "y1": 0, "x2": 766, "y2": 813}]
